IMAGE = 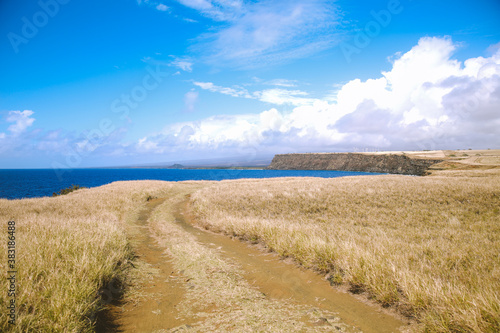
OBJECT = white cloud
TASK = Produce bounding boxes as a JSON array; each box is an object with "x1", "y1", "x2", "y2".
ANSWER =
[
  {"x1": 332, "y1": 36, "x2": 500, "y2": 150},
  {"x1": 139, "y1": 1, "x2": 339, "y2": 68},
  {"x1": 184, "y1": 90, "x2": 199, "y2": 112},
  {"x1": 183, "y1": 17, "x2": 198, "y2": 23},
  {"x1": 193, "y1": 81, "x2": 252, "y2": 98},
  {"x1": 35, "y1": 130, "x2": 70, "y2": 152},
  {"x1": 137, "y1": 137, "x2": 159, "y2": 152},
  {"x1": 175, "y1": 0, "x2": 244, "y2": 21},
  {"x1": 170, "y1": 58, "x2": 193, "y2": 72},
  {"x1": 136, "y1": 37, "x2": 500, "y2": 155},
  {"x1": 265, "y1": 79, "x2": 298, "y2": 87},
  {"x1": 188, "y1": 0, "x2": 339, "y2": 68},
  {"x1": 156, "y1": 4, "x2": 168, "y2": 11},
  {"x1": 193, "y1": 81, "x2": 318, "y2": 105},
  {"x1": 6, "y1": 110, "x2": 35, "y2": 135},
  {"x1": 255, "y1": 88, "x2": 319, "y2": 106},
  {"x1": 138, "y1": 0, "x2": 340, "y2": 69},
  {"x1": 137, "y1": 0, "x2": 170, "y2": 12}
]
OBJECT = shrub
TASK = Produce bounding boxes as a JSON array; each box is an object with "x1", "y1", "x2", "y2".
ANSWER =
[{"x1": 52, "y1": 185, "x2": 86, "y2": 197}]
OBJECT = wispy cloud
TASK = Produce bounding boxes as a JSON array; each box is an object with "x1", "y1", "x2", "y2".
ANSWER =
[
  {"x1": 141, "y1": 55, "x2": 193, "y2": 72},
  {"x1": 156, "y1": 4, "x2": 169, "y2": 11},
  {"x1": 193, "y1": 81, "x2": 252, "y2": 98},
  {"x1": 170, "y1": 58, "x2": 193, "y2": 72},
  {"x1": 193, "y1": 80, "x2": 319, "y2": 106},
  {"x1": 137, "y1": 0, "x2": 170, "y2": 12},
  {"x1": 175, "y1": 0, "x2": 244, "y2": 21},
  {"x1": 138, "y1": 0, "x2": 341, "y2": 69},
  {"x1": 183, "y1": 17, "x2": 198, "y2": 23},
  {"x1": 185, "y1": 0, "x2": 340, "y2": 68},
  {"x1": 264, "y1": 79, "x2": 298, "y2": 87}
]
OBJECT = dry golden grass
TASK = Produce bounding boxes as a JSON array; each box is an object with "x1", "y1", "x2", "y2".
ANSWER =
[
  {"x1": 147, "y1": 185, "x2": 355, "y2": 332},
  {"x1": 0, "y1": 181, "x2": 173, "y2": 332},
  {"x1": 191, "y1": 175, "x2": 500, "y2": 332},
  {"x1": 361, "y1": 149, "x2": 500, "y2": 165}
]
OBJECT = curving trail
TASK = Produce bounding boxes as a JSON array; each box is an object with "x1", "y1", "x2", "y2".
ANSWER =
[
  {"x1": 97, "y1": 197, "x2": 192, "y2": 332},
  {"x1": 98, "y1": 186, "x2": 408, "y2": 332}
]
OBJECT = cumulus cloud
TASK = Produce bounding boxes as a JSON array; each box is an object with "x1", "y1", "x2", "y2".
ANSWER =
[
  {"x1": 0, "y1": 109, "x2": 133, "y2": 166},
  {"x1": 135, "y1": 37, "x2": 500, "y2": 155},
  {"x1": 0, "y1": 110, "x2": 36, "y2": 155},
  {"x1": 6, "y1": 110, "x2": 35, "y2": 135}
]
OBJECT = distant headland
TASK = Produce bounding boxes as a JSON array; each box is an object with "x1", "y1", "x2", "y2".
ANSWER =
[{"x1": 266, "y1": 149, "x2": 500, "y2": 176}]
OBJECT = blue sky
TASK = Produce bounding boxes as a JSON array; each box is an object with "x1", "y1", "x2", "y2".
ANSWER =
[{"x1": 1, "y1": 0, "x2": 500, "y2": 168}]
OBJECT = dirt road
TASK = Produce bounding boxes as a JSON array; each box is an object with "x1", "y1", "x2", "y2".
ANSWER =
[{"x1": 99, "y1": 185, "x2": 408, "y2": 332}]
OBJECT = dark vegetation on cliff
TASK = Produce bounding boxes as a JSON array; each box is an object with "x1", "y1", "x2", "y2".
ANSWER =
[{"x1": 266, "y1": 153, "x2": 443, "y2": 176}]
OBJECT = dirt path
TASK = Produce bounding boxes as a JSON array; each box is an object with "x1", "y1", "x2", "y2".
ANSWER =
[
  {"x1": 99, "y1": 188, "x2": 408, "y2": 332},
  {"x1": 97, "y1": 198, "x2": 194, "y2": 332}
]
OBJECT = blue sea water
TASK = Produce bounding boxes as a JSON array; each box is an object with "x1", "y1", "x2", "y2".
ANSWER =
[{"x1": 0, "y1": 168, "x2": 383, "y2": 200}]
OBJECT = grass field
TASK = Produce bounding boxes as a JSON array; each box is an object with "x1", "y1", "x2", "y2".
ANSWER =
[
  {"x1": 1, "y1": 150, "x2": 499, "y2": 332},
  {"x1": 0, "y1": 181, "x2": 172, "y2": 332},
  {"x1": 191, "y1": 174, "x2": 500, "y2": 332}
]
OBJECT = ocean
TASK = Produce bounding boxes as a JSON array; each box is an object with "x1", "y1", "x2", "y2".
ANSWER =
[{"x1": 0, "y1": 168, "x2": 383, "y2": 200}]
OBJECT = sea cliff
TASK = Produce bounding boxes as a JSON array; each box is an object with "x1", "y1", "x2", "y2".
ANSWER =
[{"x1": 266, "y1": 153, "x2": 443, "y2": 176}]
